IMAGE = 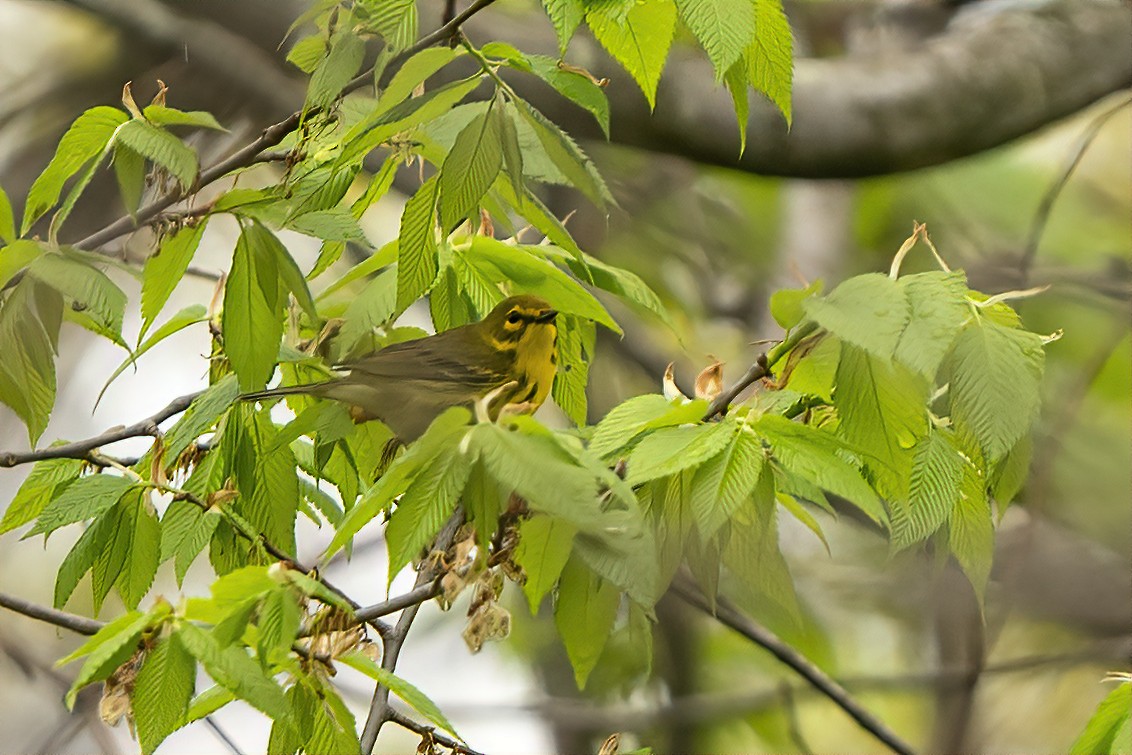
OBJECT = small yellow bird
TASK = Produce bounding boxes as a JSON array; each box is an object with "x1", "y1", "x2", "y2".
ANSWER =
[{"x1": 241, "y1": 294, "x2": 559, "y2": 441}]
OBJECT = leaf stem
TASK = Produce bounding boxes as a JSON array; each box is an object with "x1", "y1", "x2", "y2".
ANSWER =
[{"x1": 703, "y1": 321, "x2": 818, "y2": 420}]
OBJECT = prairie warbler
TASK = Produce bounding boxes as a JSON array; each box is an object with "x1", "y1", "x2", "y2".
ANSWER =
[{"x1": 241, "y1": 295, "x2": 559, "y2": 441}]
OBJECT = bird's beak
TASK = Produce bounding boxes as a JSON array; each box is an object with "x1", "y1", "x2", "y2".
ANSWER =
[{"x1": 535, "y1": 309, "x2": 558, "y2": 323}]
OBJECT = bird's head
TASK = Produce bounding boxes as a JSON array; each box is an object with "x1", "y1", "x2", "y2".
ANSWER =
[{"x1": 480, "y1": 294, "x2": 558, "y2": 359}]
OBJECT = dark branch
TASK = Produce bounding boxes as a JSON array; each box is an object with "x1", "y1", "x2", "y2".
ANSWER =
[
  {"x1": 387, "y1": 709, "x2": 485, "y2": 755},
  {"x1": 672, "y1": 579, "x2": 917, "y2": 755},
  {"x1": 703, "y1": 322, "x2": 817, "y2": 420},
  {"x1": 354, "y1": 581, "x2": 440, "y2": 624},
  {"x1": 0, "y1": 592, "x2": 106, "y2": 636}
]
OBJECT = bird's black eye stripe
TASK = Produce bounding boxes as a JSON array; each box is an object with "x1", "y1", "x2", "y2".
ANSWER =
[{"x1": 506, "y1": 311, "x2": 522, "y2": 324}]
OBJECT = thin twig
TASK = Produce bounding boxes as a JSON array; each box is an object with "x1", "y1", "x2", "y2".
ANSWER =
[
  {"x1": 0, "y1": 391, "x2": 201, "y2": 468},
  {"x1": 1019, "y1": 94, "x2": 1132, "y2": 283},
  {"x1": 387, "y1": 709, "x2": 486, "y2": 755},
  {"x1": 0, "y1": 591, "x2": 106, "y2": 635},
  {"x1": 672, "y1": 579, "x2": 917, "y2": 755},
  {"x1": 359, "y1": 510, "x2": 466, "y2": 754},
  {"x1": 703, "y1": 322, "x2": 818, "y2": 420},
  {"x1": 354, "y1": 581, "x2": 440, "y2": 623},
  {"x1": 204, "y1": 715, "x2": 246, "y2": 755}
]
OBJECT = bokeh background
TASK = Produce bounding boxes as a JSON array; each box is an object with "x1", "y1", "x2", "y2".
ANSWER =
[{"x1": 0, "y1": 1, "x2": 1129, "y2": 753}]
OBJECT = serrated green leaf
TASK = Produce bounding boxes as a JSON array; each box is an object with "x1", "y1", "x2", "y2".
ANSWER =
[
  {"x1": 184, "y1": 685, "x2": 236, "y2": 726},
  {"x1": 948, "y1": 451, "x2": 993, "y2": 603},
  {"x1": 141, "y1": 220, "x2": 208, "y2": 338},
  {"x1": 0, "y1": 239, "x2": 44, "y2": 290},
  {"x1": 626, "y1": 423, "x2": 733, "y2": 485},
  {"x1": 99, "y1": 305, "x2": 207, "y2": 405},
  {"x1": 552, "y1": 315, "x2": 593, "y2": 426},
  {"x1": 160, "y1": 498, "x2": 221, "y2": 586},
  {"x1": 112, "y1": 143, "x2": 146, "y2": 216},
  {"x1": 588, "y1": 394, "x2": 680, "y2": 459},
  {"x1": 512, "y1": 98, "x2": 612, "y2": 207},
  {"x1": 385, "y1": 444, "x2": 473, "y2": 583},
  {"x1": 176, "y1": 621, "x2": 291, "y2": 722},
  {"x1": 224, "y1": 222, "x2": 284, "y2": 391},
  {"x1": 690, "y1": 424, "x2": 763, "y2": 538},
  {"x1": 368, "y1": 0, "x2": 418, "y2": 53},
  {"x1": 113, "y1": 489, "x2": 161, "y2": 609},
  {"x1": 891, "y1": 427, "x2": 964, "y2": 550},
  {"x1": 490, "y1": 48, "x2": 610, "y2": 137},
  {"x1": 376, "y1": 46, "x2": 463, "y2": 115},
  {"x1": 396, "y1": 176, "x2": 440, "y2": 312},
  {"x1": 143, "y1": 105, "x2": 226, "y2": 131},
  {"x1": 114, "y1": 119, "x2": 197, "y2": 190},
  {"x1": 676, "y1": 0, "x2": 754, "y2": 79},
  {"x1": 990, "y1": 433, "x2": 1031, "y2": 514},
  {"x1": 306, "y1": 30, "x2": 365, "y2": 110},
  {"x1": 27, "y1": 474, "x2": 133, "y2": 538},
  {"x1": 724, "y1": 58, "x2": 750, "y2": 154},
  {"x1": 803, "y1": 273, "x2": 910, "y2": 360},
  {"x1": 60, "y1": 609, "x2": 152, "y2": 708},
  {"x1": 287, "y1": 34, "x2": 328, "y2": 73},
  {"x1": 769, "y1": 280, "x2": 821, "y2": 330},
  {"x1": 439, "y1": 107, "x2": 504, "y2": 230},
  {"x1": 895, "y1": 271, "x2": 971, "y2": 379},
  {"x1": 339, "y1": 267, "x2": 398, "y2": 355},
  {"x1": 554, "y1": 555, "x2": 620, "y2": 689},
  {"x1": 516, "y1": 515, "x2": 577, "y2": 614},
  {"x1": 162, "y1": 375, "x2": 240, "y2": 464},
  {"x1": 0, "y1": 457, "x2": 83, "y2": 535},
  {"x1": 339, "y1": 651, "x2": 461, "y2": 738},
  {"x1": 745, "y1": 0, "x2": 793, "y2": 124},
  {"x1": 0, "y1": 278, "x2": 59, "y2": 443},
  {"x1": 946, "y1": 319, "x2": 1044, "y2": 463},
  {"x1": 287, "y1": 208, "x2": 369, "y2": 244},
  {"x1": 0, "y1": 184, "x2": 14, "y2": 242},
  {"x1": 1070, "y1": 682, "x2": 1132, "y2": 755},
  {"x1": 23, "y1": 106, "x2": 127, "y2": 234},
  {"x1": 542, "y1": 0, "x2": 585, "y2": 53},
  {"x1": 54, "y1": 508, "x2": 114, "y2": 609},
  {"x1": 587, "y1": 0, "x2": 677, "y2": 110},
  {"x1": 28, "y1": 251, "x2": 126, "y2": 336},
  {"x1": 134, "y1": 632, "x2": 195, "y2": 755}
]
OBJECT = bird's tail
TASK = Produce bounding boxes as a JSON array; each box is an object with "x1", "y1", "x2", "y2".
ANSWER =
[{"x1": 240, "y1": 384, "x2": 321, "y2": 403}]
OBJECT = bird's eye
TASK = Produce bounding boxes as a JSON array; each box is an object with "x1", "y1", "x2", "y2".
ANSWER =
[{"x1": 506, "y1": 311, "x2": 521, "y2": 324}]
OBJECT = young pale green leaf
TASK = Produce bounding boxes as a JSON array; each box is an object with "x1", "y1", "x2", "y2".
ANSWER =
[
  {"x1": 385, "y1": 444, "x2": 473, "y2": 583},
  {"x1": 803, "y1": 273, "x2": 910, "y2": 361},
  {"x1": 89, "y1": 491, "x2": 138, "y2": 610},
  {"x1": 745, "y1": 0, "x2": 793, "y2": 124},
  {"x1": 769, "y1": 280, "x2": 822, "y2": 330},
  {"x1": 368, "y1": 0, "x2": 418, "y2": 53},
  {"x1": 0, "y1": 278, "x2": 59, "y2": 443},
  {"x1": 112, "y1": 489, "x2": 161, "y2": 609},
  {"x1": 0, "y1": 239, "x2": 44, "y2": 290},
  {"x1": 588, "y1": 394, "x2": 679, "y2": 459},
  {"x1": 141, "y1": 220, "x2": 208, "y2": 337},
  {"x1": 268, "y1": 684, "x2": 314, "y2": 755},
  {"x1": 306, "y1": 30, "x2": 365, "y2": 110},
  {"x1": 895, "y1": 271, "x2": 971, "y2": 379},
  {"x1": 626, "y1": 423, "x2": 733, "y2": 485},
  {"x1": 27, "y1": 474, "x2": 133, "y2": 538},
  {"x1": 376, "y1": 46, "x2": 463, "y2": 115},
  {"x1": 134, "y1": 632, "x2": 195, "y2": 755},
  {"x1": 316, "y1": 239, "x2": 398, "y2": 302},
  {"x1": 54, "y1": 511, "x2": 115, "y2": 608},
  {"x1": 224, "y1": 222, "x2": 284, "y2": 391},
  {"x1": 689, "y1": 424, "x2": 764, "y2": 538},
  {"x1": 338, "y1": 652, "x2": 461, "y2": 738},
  {"x1": 160, "y1": 498, "x2": 221, "y2": 586},
  {"x1": 891, "y1": 427, "x2": 965, "y2": 550},
  {"x1": 512, "y1": 98, "x2": 612, "y2": 207},
  {"x1": 338, "y1": 267, "x2": 398, "y2": 355},
  {"x1": 552, "y1": 315, "x2": 593, "y2": 426},
  {"x1": 59, "y1": 608, "x2": 155, "y2": 708},
  {"x1": 462, "y1": 238, "x2": 619, "y2": 332},
  {"x1": 143, "y1": 105, "x2": 226, "y2": 131},
  {"x1": 439, "y1": 106, "x2": 505, "y2": 230},
  {"x1": 554, "y1": 555, "x2": 620, "y2": 689},
  {"x1": 724, "y1": 58, "x2": 750, "y2": 155},
  {"x1": 304, "y1": 680, "x2": 359, "y2": 755},
  {"x1": 488, "y1": 47, "x2": 611, "y2": 137},
  {"x1": 396, "y1": 176, "x2": 440, "y2": 312},
  {"x1": 161, "y1": 375, "x2": 240, "y2": 464},
  {"x1": 287, "y1": 34, "x2": 328, "y2": 73},
  {"x1": 429, "y1": 264, "x2": 472, "y2": 332},
  {"x1": 175, "y1": 622, "x2": 291, "y2": 722},
  {"x1": 675, "y1": 0, "x2": 755, "y2": 79},
  {"x1": 990, "y1": 433, "x2": 1031, "y2": 515},
  {"x1": 948, "y1": 453, "x2": 994, "y2": 603},
  {"x1": 183, "y1": 685, "x2": 237, "y2": 726},
  {"x1": 114, "y1": 119, "x2": 198, "y2": 190},
  {"x1": 287, "y1": 208, "x2": 369, "y2": 244},
  {"x1": 0, "y1": 457, "x2": 83, "y2": 535},
  {"x1": 99, "y1": 305, "x2": 207, "y2": 405},
  {"x1": 1070, "y1": 682, "x2": 1132, "y2": 755},
  {"x1": 112, "y1": 144, "x2": 146, "y2": 216},
  {"x1": 28, "y1": 251, "x2": 127, "y2": 336},
  {"x1": 946, "y1": 318, "x2": 1044, "y2": 464},
  {"x1": 0, "y1": 184, "x2": 14, "y2": 242},
  {"x1": 542, "y1": 0, "x2": 585, "y2": 53},
  {"x1": 515, "y1": 515, "x2": 577, "y2": 614},
  {"x1": 587, "y1": 0, "x2": 677, "y2": 110},
  {"x1": 23, "y1": 106, "x2": 128, "y2": 234}
]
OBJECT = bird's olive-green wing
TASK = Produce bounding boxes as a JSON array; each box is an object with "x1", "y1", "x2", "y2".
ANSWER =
[{"x1": 337, "y1": 327, "x2": 513, "y2": 392}]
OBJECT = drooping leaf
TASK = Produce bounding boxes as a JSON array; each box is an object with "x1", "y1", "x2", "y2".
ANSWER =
[
  {"x1": 948, "y1": 450, "x2": 994, "y2": 603},
  {"x1": 99, "y1": 305, "x2": 207, "y2": 404},
  {"x1": 554, "y1": 555, "x2": 620, "y2": 689},
  {"x1": 160, "y1": 497, "x2": 221, "y2": 586},
  {"x1": 28, "y1": 251, "x2": 127, "y2": 336},
  {"x1": 134, "y1": 632, "x2": 195, "y2": 755},
  {"x1": 689, "y1": 424, "x2": 764, "y2": 538},
  {"x1": 515, "y1": 515, "x2": 577, "y2": 614},
  {"x1": 552, "y1": 315, "x2": 593, "y2": 426},
  {"x1": 27, "y1": 474, "x2": 133, "y2": 538},
  {"x1": 438, "y1": 106, "x2": 504, "y2": 230},
  {"x1": 112, "y1": 143, "x2": 146, "y2": 216},
  {"x1": 675, "y1": 0, "x2": 755, "y2": 79},
  {"x1": 891, "y1": 427, "x2": 964, "y2": 550},
  {"x1": 0, "y1": 457, "x2": 83, "y2": 535},
  {"x1": 803, "y1": 273, "x2": 910, "y2": 361},
  {"x1": 0, "y1": 184, "x2": 14, "y2": 242},
  {"x1": 54, "y1": 511, "x2": 114, "y2": 609},
  {"x1": 542, "y1": 0, "x2": 585, "y2": 53},
  {"x1": 587, "y1": 0, "x2": 677, "y2": 110},
  {"x1": 745, "y1": 0, "x2": 793, "y2": 124},
  {"x1": 511, "y1": 98, "x2": 613, "y2": 207},
  {"x1": 396, "y1": 176, "x2": 440, "y2": 312},
  {"x1": 626, "y1": 422, "x2": 733, "y2": 485},
  {"x1": 114, "y1": 118, "x2": 198, "y2": 190},
  {"x1": 306, "y1": 30, "x2": 365, "y2": 110},
  {"x1": 175, "y1": 622, "x2": 291, "y2": 722},
  {"x1": 894, "y1": 271, "x2": 970, "y2": 379},
  {"x1": 224, "y1": 222, "x2": 284, "y2": 391},
  {"x1": 0, "y1": 278, "x2": 59, "y2": 443}
]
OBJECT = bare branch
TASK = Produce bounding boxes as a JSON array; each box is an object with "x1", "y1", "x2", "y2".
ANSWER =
[
  {"x1": 387, "y1": 709, "x2": 485, "y2": 755},
  {"x1": 0, "y1": 591, "x2": 106, "y2": 636},
  {"x1": 703, "y1": 322, "x2": 818, "y2": 420},
  {"x1": 354, "y1": 582, "x2": 440, "y2": 624}
]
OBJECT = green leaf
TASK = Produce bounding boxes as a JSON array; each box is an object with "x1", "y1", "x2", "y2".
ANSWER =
[
  {"x1": 0, "y1": 184, "x2": 14, "y2": 242},
  {"x1": 385, "y1": 444, "x2": 473, "y2": 582},
  {"x1": 515, "y1": 515, "x2": 577, "y2": 614},
  {"x1": 554, "y1": 555, "x2": 620, "y2": 689},
  {"x1": 724, "y1": 58, "x2": 750, "y2": 155},
  {"x1": 162, "y1": 375, "x2": 240, "y2": 464},
  {"x1": 287, "y1": 209, "x2": 368, "y2": 246},
  {"x1": 368, "y1": 0, "x2": 418, "y2": 53},
  {"x1": 488, "y1": 47, "x2": 610, "y2": 137},
  {"x1": 112, "y1": 489, "x2": 161, "y2": 609},
  {"x1": 542, "y1": 0, "x2": 585, "y2": 53},
  {"x1": 60, "y1": 609, "x2": 152, "y2": 708},
  {"x1": 176, "y1": 621, "x2": 291, "y2": 722},
  {"x1": 588, "y1": 394, "x2": 682, "y2": 459},
  {"x1": 744, "y1": 0, "x2": 793, "y2": 124},
  {"x1": 143, "y1": 105, "x2": 226, "y2": 131},
  {"x1": 946, "y1": 319, "x2": 1044, "y2": 463},
  {"x1": 438, "y1": 106, "x2": 504, "y2": 230},
  {"x1": 894, "y1": 271, "x2": 970, "y2": 379},
  {"x1": 184, "y1": 685, "x2": 236, "y2": 726},
  {"x1": 0, "y1": 239, "x2": 44, "y2": 290},
  {"x1": 140, "y1": 220, "x2": 208, "y2": 337},
  {"x1": 990, "y1": 433, "x2": 1031, "y2": 514},
  {"x1": 462, "y1": 238, "x2": 619, "y2": 332},
  {"x1": 114, "y1": 119, "x2": 198, "y2": 190},
  {"x1": 754, "y1": 414, "x2": 886, "y2": 525},
  {"x1": 690, "y1": 424, "x2": 764, "y2": 538},
  {"x1": 0, "y1": 278, "x2": 59, "y2": 443},
  {"x1": 306, "y1": 30, "x2": 365, "y2": 110},
  {"x1": 511, "y1": 98, "x2": 612, "y2": 207},
  {"x1": 1070, "y1": 682, "x2": 1132, "y2": 755},
  {"x1": 626, "y1": 423, "x2": 733, "y2": 485},
  {"x1": 376, "y1": 46, "x2": 463, "y2": 115},
  {"x1": 802, "y1": 273, "x2": 910, "y2": 361},
  {"x1": 27, "y1": 474, "x2": 133, "y2": 538},
  {"x1": 339, "y1": 267, "x2": 398, "y2": 359},
  {"x1": 52, "y1": 509, "x2": 113, "y2": 608},
  {"x1": 396, "y1": 176, "x2": 440, "y2": 312},
  {"x1": 134, "y1": 632, "x2": 195, "y2": 755},
  {"x1": 0, "y1": 457, "x2": 83, "y2": 535},
  {"x1": 224, "y1": 222, "x2": 285, "y2": 390},
  {"x1": 112, "y1": 144, "x2": 146, "y2": 216},
  {"x1": 99, "y1": 305, "x2": 207, "y2": 404},
  {"x1": 587, "y1": 0, "x2": 677, "y2": 110},
  {"x1": 769, "y1": 280, "x2": 821, "y2": 330},
  {"x1": 676, "y1": 0, "x2": 754, "y2": 79},
  {"x1": 160, "y1": 498, "x2": 221, "y2": 586},
  {"x1": 23, "y1": 106, "x2": 127, "y2": 234},
  {"x1": 28, "y1": 251, "x2": 126, "y2": 335},
  {"x1": 287, "y1": 34, "x2": 327, "y2": 73},
  {"x1": 891, "y1": 427, "x2": 964, "y2": 550},
  {"x1": 552, "y1": 315, "x2": 593, "y2": 426},
  {"x1": 338, "y1": 652, "x2": 461, "y2": 738},
  {"x1": 948, "y1": 452, "x2": 994, "y2": 602}
]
